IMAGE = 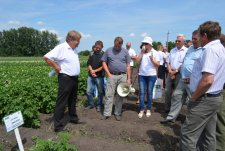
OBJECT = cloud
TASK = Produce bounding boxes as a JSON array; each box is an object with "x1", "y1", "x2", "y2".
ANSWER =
[
  {"x1": 8, "y1": 20, "x2": 21, "y2": 25},
  {"x1": 129, "y1": 33, "x2": 135, "y2": 37},
  {"x1": 37, "y1": 21, "x2": 45, "y2": 26},
  {"x1": 80, "y1": 32, "x2": 92, "y2": 39},
  {"x1": 39, "y1": 28, "x2": 58, "y2": 35},
  {"x1": 39, "y1": 28, "x2": 47, "y2": 32},
  {"x1": 141, "y1": 32, "x2": 148, "y2": 37}
]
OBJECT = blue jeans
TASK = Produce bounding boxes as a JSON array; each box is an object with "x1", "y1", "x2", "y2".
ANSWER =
[
  {"x1": 86, "y1": 76, "x2": 104, "y2": 107},
  {"x1": 138, "y1": 75, "x2": 157, "y2": 111}
]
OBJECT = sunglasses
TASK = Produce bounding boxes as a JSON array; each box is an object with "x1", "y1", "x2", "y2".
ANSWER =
[
  {"x1": 142, "y1": 43, "x2": 149, "y2": 45},
  {"x1": 175, "y1": 40, "x2": 182, "y2": 43}
]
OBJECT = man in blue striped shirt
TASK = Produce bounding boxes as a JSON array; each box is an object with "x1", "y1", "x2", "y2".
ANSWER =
[{"x1": 180, "y1": 21, "x2": 225, "y2": 151}]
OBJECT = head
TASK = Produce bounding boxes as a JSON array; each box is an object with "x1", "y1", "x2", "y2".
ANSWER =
[
  {"x1": 185, "y1": 40, "x2": 192, "y2": 48},
  {"x1": 175, "y1": 34, "x2": 185, "y2": 49},
  {"x1": 198, "y1": 21, "x2": 221, "y2": 47},
  {"x1": 157, "y1": 45, "x2": 163, "y2": 51},
  {"x1": 126, "y1": 42, "x2": 131, "y2": 50},
  {"x1": 141, "y1": 36, "x2": 153, "y2": 51},
  {"x1": 66, "y1": 30, "x2": 82, "y2": 49},
  {"x1": 192, "y1": 30, "x2": 201, "y2": 49},
  {"x1": 114, "y1": 36, "x2": 123, "y2": 51},
  {"x1": 94, "y1": 40, "x2": 104, "y2": 52},
  {"x1": 92, "y1": 45, "x2": 96, "y2": 51},
  {"x1": 220, "y1": 34, "x2": 225, "y2": 47},
  {"x1": 163, "y1": 45, "x2": 168, "y2": 52}
]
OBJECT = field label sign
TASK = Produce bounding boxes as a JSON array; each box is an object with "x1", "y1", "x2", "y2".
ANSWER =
[{"x1": 3, "y1": 111, "x2": 24, "y2": 132}]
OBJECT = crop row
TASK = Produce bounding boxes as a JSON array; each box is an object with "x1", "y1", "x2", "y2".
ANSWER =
[{"x1": 0, "y1": 61, "x2": 88, "y2": 127}]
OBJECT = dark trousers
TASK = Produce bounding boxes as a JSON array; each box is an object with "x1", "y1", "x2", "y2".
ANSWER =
[{"x1": 54, "y1": 73, "x2": 79, "y2": 131}]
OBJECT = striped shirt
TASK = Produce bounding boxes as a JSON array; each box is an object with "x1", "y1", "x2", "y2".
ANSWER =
[
  {"x1": 181, "y1": 46, "x2": 203, "y2": 79},
  {"x1": 190, "y1": 40, "x2": 225, "y2": 93}
]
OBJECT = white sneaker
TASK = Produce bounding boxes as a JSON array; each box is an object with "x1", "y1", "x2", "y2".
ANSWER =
[
  {"x1": 138, "y1": 111, "x2": 144, "y2": 118},
  {"x1": 146, "y1": 110, "x2": 151, "y2": 117}
]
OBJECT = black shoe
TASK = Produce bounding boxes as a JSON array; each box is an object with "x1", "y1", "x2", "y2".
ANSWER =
[
  {"x1": 55, "y1": 128, "x2": 70, "y2": 133},
  {"x1": 165, "y1": 110, "x2": 170, "y2": 113},
  {"x1": 160, "y1": 119, "x2": 175, "y2": 124},
  {"x1": 115, "y1": 115, "x2": 121, "y2": 121},
  {"x1": 70, "y1": 119, "x2": 80, "y2": 124},
  {"x1": 101, "y1": 115, "x2": 109, "y2": 120},
  {"x1": 85, "y1": 106, "x2": 94, "y2": 109}
]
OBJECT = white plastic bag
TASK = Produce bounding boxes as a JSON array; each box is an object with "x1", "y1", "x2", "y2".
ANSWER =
[{"x1": 153, "y1": 79, "x2": 162, "y2": 99}]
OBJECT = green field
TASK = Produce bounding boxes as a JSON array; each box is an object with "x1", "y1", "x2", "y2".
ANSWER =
[{"x1": 0, "y1": 57, "x2": 88, "y2": 127}]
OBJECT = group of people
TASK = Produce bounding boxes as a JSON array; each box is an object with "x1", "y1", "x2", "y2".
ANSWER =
[{"x1": 43, "y1": 20, "x2": 225, "y2": 150}]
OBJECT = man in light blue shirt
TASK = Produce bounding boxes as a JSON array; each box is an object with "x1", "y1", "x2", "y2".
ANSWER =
[
  {"x1": 161, "y1": 30, "x2": 202, "y2": 124},
  {"x1": 180, "y1": 21, "x2": 225, "y2": 151}
]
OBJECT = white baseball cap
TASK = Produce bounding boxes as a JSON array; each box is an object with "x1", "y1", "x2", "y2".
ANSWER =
[{"x1": 142, "y1": 36, "x2": 153, "y2": 46}]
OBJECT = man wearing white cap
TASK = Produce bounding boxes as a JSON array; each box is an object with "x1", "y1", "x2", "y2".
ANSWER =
[{"x1": 136, "y1": 36, "x2": 160, "y2": 118}]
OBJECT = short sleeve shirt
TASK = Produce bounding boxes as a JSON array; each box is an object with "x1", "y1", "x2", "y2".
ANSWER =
[
  {"x1": 101, "y1": 47, "x2": 131, "y2": 73},
  {"x1": 44, "y1": 42, "x2": 80, "y2": 76},
  {"x1": 190, "y1": 40, "x2": 225, "y2": 93}
]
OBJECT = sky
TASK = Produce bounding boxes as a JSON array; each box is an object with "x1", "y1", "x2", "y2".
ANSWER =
[{"x1": 0, "y1": 0, "x2": 225, "y2": 53}]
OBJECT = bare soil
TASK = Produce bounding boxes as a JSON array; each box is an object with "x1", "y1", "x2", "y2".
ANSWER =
[{"x1": 0, "y1": 70, "x2": 187, "y2": 151}]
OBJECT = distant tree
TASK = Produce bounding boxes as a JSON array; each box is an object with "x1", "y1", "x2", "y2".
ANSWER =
[
  {"x1": 0, "y1": 27, "x2": 59, "y2": 56},
  {"x1": 152, "y1": 41, "x2": 162, "y2": 50},
  {"x1": 78, "y1": 50, "x2": 90, "y2": 56},
  {"x1": 167, "y1": 41, "x2": 176, "y2": 52}
]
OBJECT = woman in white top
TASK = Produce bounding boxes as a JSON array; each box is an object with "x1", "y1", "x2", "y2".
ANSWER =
[{"x1": 136, "y1": 37, "x2": 160, "y2": 118}]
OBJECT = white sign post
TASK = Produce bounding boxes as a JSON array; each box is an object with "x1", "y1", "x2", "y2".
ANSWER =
[{"x1": 3, "y1": 111, "x2": 24, "y2": 151}]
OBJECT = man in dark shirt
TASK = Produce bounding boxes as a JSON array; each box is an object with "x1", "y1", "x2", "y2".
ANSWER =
[{"x1": 86, "y1": 40, "x2": 105, "y2": 112}]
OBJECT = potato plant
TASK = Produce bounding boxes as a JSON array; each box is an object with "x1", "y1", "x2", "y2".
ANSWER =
[{"x1": 0, "y1": 60, "x2": 88, "y2": 127}]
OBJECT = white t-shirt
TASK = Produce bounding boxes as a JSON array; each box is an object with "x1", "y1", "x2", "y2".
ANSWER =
[
  {"x1": 139, "y1": 49, "x2": 160, "y2": 76},
  {"x1": 128, "y1": 48, "x2": 136, "y2": 66},
  {"x1": 44, "y1": 42, "x2": 80, "y2": 76},
  {"x1": 158, "y1": 51, "x2": 166, "y2": 65}
]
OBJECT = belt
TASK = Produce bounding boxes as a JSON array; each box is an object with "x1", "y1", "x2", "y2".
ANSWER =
[
  {"x1": 59, "y1": 73, "x2": 78, "y2": 78},
  {"x1": 200, "y1": 93, "x2": 221, "y2": 98},
  {"x1": 111, "y1": 72, "x2": 126, "y2": 75}
]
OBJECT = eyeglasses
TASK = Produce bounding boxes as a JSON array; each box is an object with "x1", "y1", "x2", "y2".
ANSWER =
[{"x1": 176, "y1": 40, "x2": 181, "y2": 43}]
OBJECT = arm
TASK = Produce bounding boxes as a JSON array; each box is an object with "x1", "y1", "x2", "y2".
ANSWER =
[
  {"x1": 136, "y1": 46, "x2": 146, "y2": 64},
  {"x1": 88, "y1": 65, "x2": 97, "y2": 77},
  {"x1": 43, "y1": 56, "x2": 61, "y2": 73},
  {"x1": 190, "y1": 72, "x2": 214, "y2": 101},
  {"x1": 126, "y1": 63, "x2": 131, "y2": 85},
  {"x1": 102, "y1": 61, "x2": 112, "y2": 77}
]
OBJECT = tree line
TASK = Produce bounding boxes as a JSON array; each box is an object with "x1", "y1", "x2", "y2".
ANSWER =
[
  {"x1": 0, "y1": 26, "x2": 176, "y2": 57},
  {"x1": 0, "y1": 27, "x2": 59, "y2": 56}
]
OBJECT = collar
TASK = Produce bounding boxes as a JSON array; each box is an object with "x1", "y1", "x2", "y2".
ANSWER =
[
  {"x1": 203, "y1": 39, "x2": 220, "y2": 50},
  {"x1": 176, "y1": 45, "x2": 187, "y2": 51}
]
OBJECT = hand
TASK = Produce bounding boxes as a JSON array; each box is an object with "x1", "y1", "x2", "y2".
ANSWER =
[
  {"x1": 170, "y1": 75, "x2": 175, "y2": 80},
  {"x1": 90, "y1": 69, "x2": 95, "y2": 75},
  {"x1": 127, "y1": 79, "x2": 131, "y2": 85},
  {"x1": 141, "y1": 46, "x2": 146, "y2": 53},
  {"x1": 91, "y1": 73, "x2": 97, "y2": 77},
  {"x1": 149, "y1": 55, "x2": 154, "y2": 62},
  {"x1": 55, "y1": 66, "x2": 61, "y2": 73}
]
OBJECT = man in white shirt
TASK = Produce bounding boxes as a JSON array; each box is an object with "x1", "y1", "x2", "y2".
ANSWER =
[
  {"x1": 180, "y1": 21, "x2": 225, "y2": 151},
  {"x1": 165, "y1": 34, "x2": 188, "y2": 113},
  {"x1": 43, "y1": 30, "x2": 81, "y2": 133},
  {"x1": 126, "y1": 42, "x2": 137, "y2": 83}
]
